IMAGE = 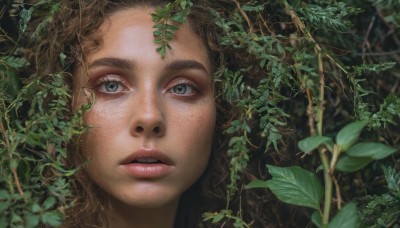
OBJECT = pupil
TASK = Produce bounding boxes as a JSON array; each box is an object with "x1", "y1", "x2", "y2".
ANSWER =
[
  {"x1": 174, "y1": 85, "x2": 186, "y2": 94},
  {"x1": 105, "y1": 82, "x2": 118, "y2": 92}
]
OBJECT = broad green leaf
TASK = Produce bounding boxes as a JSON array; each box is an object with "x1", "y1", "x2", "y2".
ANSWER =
[
  {"x1": 245, "y1": 179, "x2": 269, "y2": 189},
  {"x1": 31, "y1": 203, "x2": 41, "y2": 213},
  {"x1": 266, "y1": 165, "x2": 323, "y2": 209},
  {"x1": 347, "y1": 142, "x2": 398, "y2": 160},
  {"x1": 328, "y1": 202, "x2": 358, "y2": 228},
  {"x1": 0, "y1": 190, "x2": 10, "y2": 200},
  {"x1": 311, "y1": 211, "x2": 322, "y2": 228},
  {"x1": 26, "y1": 215, "x2": 40, "y2": 228},
  {"x1": 43, "y1": 197, "x2": 56, "y2": 210},
  {"x1": 0, "y1": 218, "x2": 6, "y2": 228},
  {"x1": 336, "y1": 155, "x2": 372, "y2": 173},
  {"x1": 41, "y1": 210, "x2": 63, "y2": 227},
  {"x1": 298, "y1": 136, "x2": 333, "y2": 154},
  {"x1": 336, "y1": 121, "x2": 367, "y2": 151},
  {"x1": 212, "y1": 213, "x2": 225, "y2": 223},
  {"x1": 0, "y1": 201, "x2": 9, "y2": 213}
]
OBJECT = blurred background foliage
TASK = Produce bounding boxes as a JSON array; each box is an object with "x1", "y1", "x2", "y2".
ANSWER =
[{"x1": 1, "y1": 0, "x2": 399, "y2": 227}]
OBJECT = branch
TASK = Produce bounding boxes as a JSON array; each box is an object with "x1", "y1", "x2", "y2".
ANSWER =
[{"x1": 233, "y1": 0, "x2": 254, "y2": 33}]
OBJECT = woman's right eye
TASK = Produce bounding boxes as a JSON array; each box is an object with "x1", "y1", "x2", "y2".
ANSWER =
[
  {"x1": 100, "y1": 81, "x2": 122, "y2": 93},
  {"x1": 93, "y1": 75, "x2": 128, "y2": 94}
]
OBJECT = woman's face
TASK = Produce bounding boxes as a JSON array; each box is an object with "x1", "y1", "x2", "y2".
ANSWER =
[{"x1": 74, "y1": 7, "x2": 216, "y2": 210}]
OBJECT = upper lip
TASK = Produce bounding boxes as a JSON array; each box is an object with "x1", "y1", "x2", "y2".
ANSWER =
[{"x1": 120, "y1": 147, "x2": 173, "y2": 165}]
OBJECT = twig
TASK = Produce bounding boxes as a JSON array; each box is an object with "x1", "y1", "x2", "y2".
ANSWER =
[
  {"x1": 332, "y1": 176, "x2": 342, "y2": 210},
  {"x1": 12, "y1": 168, "x2": 24, "y2": 196},
  {"x1": 361, "y1": 15, "x2": 376, "y2": 61},
  {"x1": 317, "y1": 51, "x2": 325, "y2": 136},
  {"x1": 258, "y1": 13, "x2": 275, "y2": 37},
  {"x1": 1, "y1": 108, "x2": 23, "y2": 196},
  {"x1": 306, "y1": 88, "x2": 316, "y2": 136},
  {"x1": 355, "y1": 49, "x2": 400, "y2": 56},
  {"x1": 282, "y1": 0, "x2": 348, "y2": 75},
  {"x1": 0, "y1": 121, "x2": 10, "y2": 148},
  {"x1": 233, "y1": 0, "x2": 254, "y2": 33}
]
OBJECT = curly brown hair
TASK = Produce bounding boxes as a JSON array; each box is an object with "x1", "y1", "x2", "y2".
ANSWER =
[
  {"x1": 35, "y1": 0, "x2": 232, "y2": 227},
  {"x1": 35, "y1": 0, "x2": 294, "y2": 227}
]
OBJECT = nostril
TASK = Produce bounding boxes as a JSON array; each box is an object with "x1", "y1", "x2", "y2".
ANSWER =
[
  {"x1": 136, "y1": 126, "x2": 144, "y2": 133},
  {"x1": 153, "y1": 126, "x2": 160, "y2": 134}
]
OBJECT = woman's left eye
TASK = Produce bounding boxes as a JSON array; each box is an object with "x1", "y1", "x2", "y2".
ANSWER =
[
  {"x1": 169, "y1": 83, "x2": 197, "y2": 96},
  {"x1": 96, "y1": 80, "x2": 126, "y2": 93},
  {"x1": 103, "y1": 81, "x2": 120, "y2": 92}
]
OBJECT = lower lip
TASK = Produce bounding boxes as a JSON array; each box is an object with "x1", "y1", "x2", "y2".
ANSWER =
[{"x1": 121, "y1": 163, "x2": 172, "y2": 178}]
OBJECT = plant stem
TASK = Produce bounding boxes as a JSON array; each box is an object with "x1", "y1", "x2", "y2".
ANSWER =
[
  {"x1": 317, "y1": 52, "x2": 324, "y2": 136},
  {"x1": 319, "y1": 149, "x2": 332, "y2": 227}
]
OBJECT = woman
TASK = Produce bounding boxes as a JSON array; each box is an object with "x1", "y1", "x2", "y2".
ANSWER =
[{"x1": 36, "y1": 0, "x2": 238, "y2": 227}]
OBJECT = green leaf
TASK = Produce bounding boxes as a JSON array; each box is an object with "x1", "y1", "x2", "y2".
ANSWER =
[
  {"x1": 336, "y1": 155, "x2": 372, "y2": 173},
  {"x1": 298, "y1": 136, "x2": 333, "y2": 154},
  {"x1": 212, "y1": 213, "x2": 225, "y2": 223},
  {"x1": 245, "y1": 179, "x2": 269, "y2": 189},
  {"x1": 41, "y1": 210, "x2": 63, "y2": 227},
  {"x1": 311, "y1": 211, "x2": 322, "y2": 228},
  {"x1": 0, "y1": 190, "x2": 10, "y2": 200},
  {"x1": 328, "y1": 202, "x2": 358, "y2": 228},
  {"x1": 347, "y1": 142, "x2": 398, "y2": 160},
  {"x1": 19, "y1": 7, "x2": 34, "y2": 33},
  {"x1": 336, "y1": 121, "x2": 367, "y2": 151},
  {"x1": 0, "y1": 201, "x2": 9, "y2": 213},
  {"x1": 265, "y1": 165, "x2": 323, "y2": 209},
  {"x1": 43, "y1": 197, "x2": 56, "y2": 210},
  {"x1": 26, "y1": 215, "x2": 40, "y2": 228},
  {"x1": 383, "y1": 166, "x2": 400, "y2": 197},
  {"x1": 0, "y1": 218, "x2": 6, "y2": 228}
]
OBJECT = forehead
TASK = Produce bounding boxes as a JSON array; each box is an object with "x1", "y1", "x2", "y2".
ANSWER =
[{"x1": 87, "y1": 7, "x2": 210, "y2": 70}]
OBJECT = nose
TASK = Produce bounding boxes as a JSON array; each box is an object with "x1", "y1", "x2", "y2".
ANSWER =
[{"x1": 130, "y1": 91, "x2": 165, "y2": 138}]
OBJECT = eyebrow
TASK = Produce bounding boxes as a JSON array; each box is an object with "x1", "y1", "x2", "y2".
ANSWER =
[
  {"x1": 165, "y1": 60, "x2": 209, "y2": 75},
  {"x1": 88, "y1": 57, "x2": 209, "y2": 75},
  {"x1": 88, "y1": 57, "x2": 135, "y2": 69}
]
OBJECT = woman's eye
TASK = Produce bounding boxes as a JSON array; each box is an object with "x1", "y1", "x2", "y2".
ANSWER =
[
  {"x1": 103, "y1": 81, "x2": 120, "y2": 92},
  {"x1": 96, "y1": 80, "x2": 125, "y2": 93},
  {"x1": 170, "y1": 83, "x2": 196, "y2": 96}
]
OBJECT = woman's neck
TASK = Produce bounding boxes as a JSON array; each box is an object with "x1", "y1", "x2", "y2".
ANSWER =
[{"x1": 108, "y1": 198, "x2": 179, "y2": 228}]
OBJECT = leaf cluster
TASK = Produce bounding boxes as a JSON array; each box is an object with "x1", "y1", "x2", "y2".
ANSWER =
[{"x1": 151, "y1": 0, "x2": 193, "y2": 58}]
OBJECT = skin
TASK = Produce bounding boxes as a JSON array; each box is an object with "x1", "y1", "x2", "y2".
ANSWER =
[{"x1": 73, "y1": 7, "x2": 216, "y2": 228}]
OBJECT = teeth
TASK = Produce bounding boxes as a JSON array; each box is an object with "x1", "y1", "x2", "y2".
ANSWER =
[{"x1": 136, "y1": 158, "x2": 159, "y2": 163}]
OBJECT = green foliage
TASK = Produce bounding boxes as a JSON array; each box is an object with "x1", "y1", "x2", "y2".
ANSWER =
[
  {"x1": 347, "y1": 142, "x2": 398, "y2": 159},
  {"x1": 151, "y1": 0, "x2": 193, "y2": 58},
  {"x1": 298, "y1": 136, "x2": 333, "y2": 154},
  {"x1": 203, "y1": 209, "x2": 251, "y2": 228},
  {"x1": 247, "y1": 165, "x2": 323, "y2": 210},
  {"x1": 1, "y1": 2, "x2": 86, "y2": 227},
  {"x1": 1, "y1": 0, "x2": 399, "y2": 227},
  {"x1": 359, "y1": 166, "x2": 400, "y2": 227},
  {"x1": 296, "y1": 1, "x2": 361, "y2": 31},
  {"x1": 335, "y1": 121, "x2": 366, "y2": 152},
  {"x1": 327, "y1": 202, "x2": 359, "y2": 228}
]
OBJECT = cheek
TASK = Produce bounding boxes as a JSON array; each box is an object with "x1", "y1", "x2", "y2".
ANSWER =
[
  {"x1": 174, "y1": 104, "x2": 216, "y2": 159},
  {"x1": 82, "y1": 103, "x2": 128, "y2": 157}
]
